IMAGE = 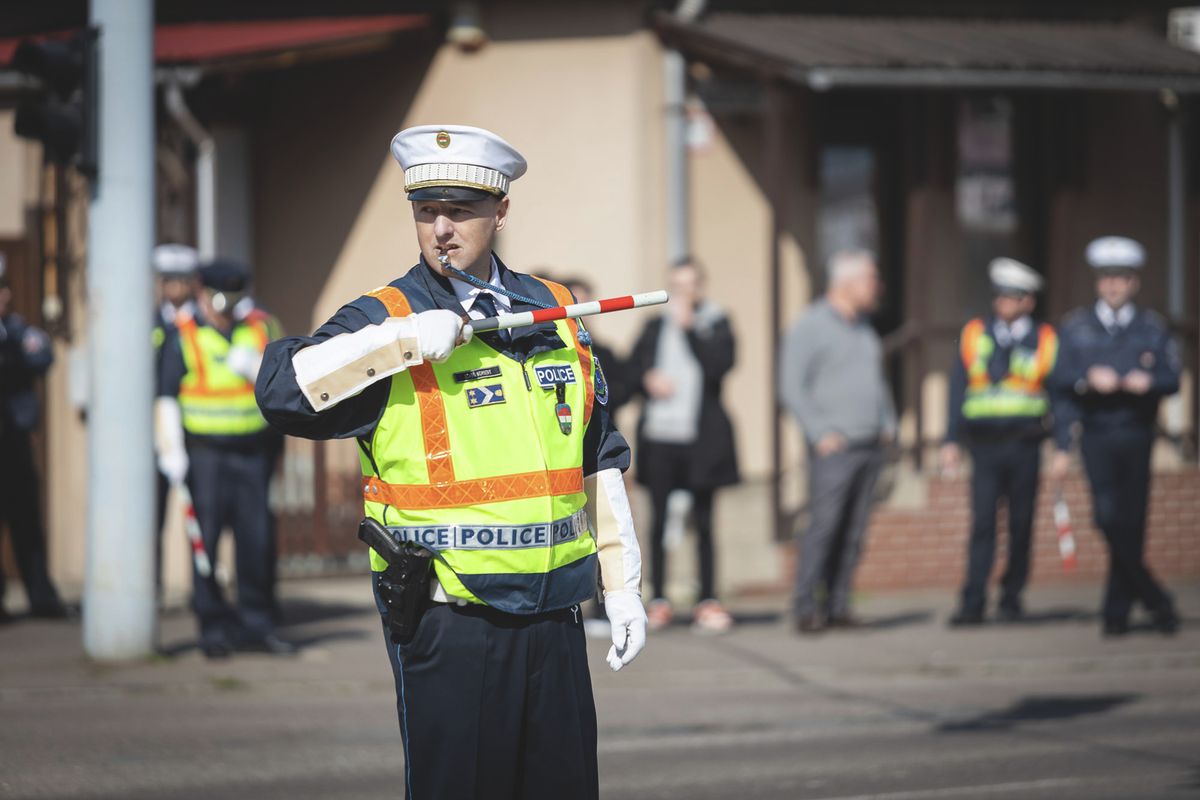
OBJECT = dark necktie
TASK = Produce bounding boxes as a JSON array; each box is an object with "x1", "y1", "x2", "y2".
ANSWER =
[{"x1": 472, "y1": 292, "x2": 510, "y2": 345}]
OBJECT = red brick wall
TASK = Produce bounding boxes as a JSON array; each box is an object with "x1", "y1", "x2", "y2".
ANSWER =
[{"x1": 854, "y1": 468, "x2": 1200, "y2": 591}]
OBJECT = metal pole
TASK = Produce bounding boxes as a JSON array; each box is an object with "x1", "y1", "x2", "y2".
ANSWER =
[
  {"x1": 164, "y1": 82, "x2": 216, "y2": 259},
  {"x1": 1166, "y1": 97, "x2": 1185, "y2": 321},
  {"x1": 664, "y1": 48, "x2": 689, "y2": 263},
  {"x1": 83, "y1": 0, "x2": 157, "y2": 660}
]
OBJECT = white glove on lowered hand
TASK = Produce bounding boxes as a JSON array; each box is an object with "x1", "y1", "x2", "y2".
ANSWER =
[
  {"x1": 415, "y1": 309, "x2": 471, "y2": 363},
  {"x1": 604, "y1": 590, "x2": 647, "y2": 672},
  {"x1": 158, "y1": 448, "x2": 189, "y2": 485}
]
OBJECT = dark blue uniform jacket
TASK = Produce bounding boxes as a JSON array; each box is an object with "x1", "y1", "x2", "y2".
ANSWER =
[
  {"x1": 0, "y1": 313, "x2": 53, "y2": 433},
  {"x1": 255, "y1": 255, "x2": 630, "y2": 478},
  {"x1": 1053, "y1": 305, "x2": 1181, "y2": 437}
]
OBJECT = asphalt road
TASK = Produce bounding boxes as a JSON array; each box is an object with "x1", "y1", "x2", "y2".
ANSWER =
[{"x1": 2, "y1": 580, "x2": 1198, "y2": 799}]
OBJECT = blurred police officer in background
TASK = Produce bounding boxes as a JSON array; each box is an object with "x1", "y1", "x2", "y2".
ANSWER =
[
  {"x1": 256, "y1": 124, "x2": 646, "y2": 798},
  {"x1": 156, "y1": 260, "x2": 293, "y2": 658},
  {"x1": 943, "y1": 258, "x2": 1066, "y2": 626},
  {"x1": 0, "y1": 264, "x2": 68, "y2": 622},
  {"x1": 152, "y1": 244, "x2": 199, "y2": 595},
  {"x1": 1052, "y1": 236, "x2": 1181, "y2": 637}
]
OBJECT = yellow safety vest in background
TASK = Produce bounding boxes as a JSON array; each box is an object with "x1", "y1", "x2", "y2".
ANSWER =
[
  {"x1": 960, "y1": 318, "x2": 1058, "y2": 420},
  {"x1": 177, "y1": 313, "x2": 273, "y2": 436},
  {"x1": 361, "y1": 282, "x2": 597, "y2": 615}
]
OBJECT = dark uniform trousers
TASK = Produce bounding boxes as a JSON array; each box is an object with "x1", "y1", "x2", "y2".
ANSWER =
[
  {"x1": 961, "y1": 438, "x2": 1040, "y2": 614},
  {"x1": 0, "y1": 428, "x2": 62, "y2": 611},
  {"x1": 374, "y1": 576, "x2": 598, "y2": 800},
  {"x1": 1080, "y1": 429, "x2": 1172, "y2": 623},
  {"x1": 187, "y1": 440, "x2": 276, "y2": 644}
]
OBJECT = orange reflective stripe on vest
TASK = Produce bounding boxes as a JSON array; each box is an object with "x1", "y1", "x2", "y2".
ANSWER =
[
  {"x1": 362, "y1": 468, "x2": 584, "y2": 510},
  {"x1": 366, "y1": 286, "x2": 456, "y2": 484}
]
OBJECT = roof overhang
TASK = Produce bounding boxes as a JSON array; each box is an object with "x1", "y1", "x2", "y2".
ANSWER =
[{"x1": 656, "y1": 13, "x2": 1200, "y2": 94}]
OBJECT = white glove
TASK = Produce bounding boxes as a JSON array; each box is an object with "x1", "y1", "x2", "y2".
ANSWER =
[
  {"x1": 158, "y1": 448, "x2": 189, "y2": 485},
  {"x1": 415, "y1": 309, "x2": 471, "y2": 363},
  {"x1": 225, "y1": 345, "x2": 263, "y2": 382},
  {"x1": 153, "y1": 397, "x2": 189, "y2": 484},
  {"x1": 603, "y1": 590, "x2": 647, "y2": 672}
]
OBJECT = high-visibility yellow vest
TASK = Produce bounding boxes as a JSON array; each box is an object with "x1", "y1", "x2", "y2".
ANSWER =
[
  {"x1": 960, "y1": 318, "x2": 1058, "y2": 420},
  {"x1": 361, "y1": 281, "x2": 598, "y2": 614},
  {"x1": 177, "y1": 312, "x2": 273, "y2": 436}
]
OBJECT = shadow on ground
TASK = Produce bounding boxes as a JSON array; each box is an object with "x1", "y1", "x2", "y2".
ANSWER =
[{"x1": 936, "y1": 693, "x2": 1138, "y2": 733}]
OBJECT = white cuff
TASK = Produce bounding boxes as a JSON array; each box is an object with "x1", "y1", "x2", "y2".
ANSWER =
[
  {"x1": 586, "y1": 468, "x2": 642, "y2": 596},
  {"x1": 292, "y1": 317, "x2": 422, "y2": 412}
]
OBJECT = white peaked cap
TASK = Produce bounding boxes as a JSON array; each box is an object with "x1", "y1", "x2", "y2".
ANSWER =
[
  {"x1": 153, "y1": 244, "x2": 199, "y2": 276},
  {"x1": 988, "y1": 257, "x2": 1043, "y2": 294},
  {"x1": 1086, "y1": 236, "x2": 1145, "y2": 270},
  {"x1": 390, "y1": 125, "x2": 527, "y2": 200}
]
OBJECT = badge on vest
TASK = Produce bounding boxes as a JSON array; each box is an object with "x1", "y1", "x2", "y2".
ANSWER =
[
  {"x1": 555, "y1": 383, "x2": 572, "y2": 435},
  {"x1": 454, "y1": 365, "x2": 502, "y2": 384},
  {"x1": 466, "y1": 384, "x2": 506, "y2": 408},
  {"x1": 533, "y1": 364, "x2": 576, "y2": 390},
  {"x1": 593, "y1": 356, "x2": 609, "y2": 406}
]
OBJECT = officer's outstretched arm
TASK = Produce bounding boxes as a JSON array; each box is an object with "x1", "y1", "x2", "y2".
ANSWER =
[
  {"x1": 291, "y1": 310, "x2": 469, "y2": 412},
  {"x1": 586, "y1": 469, "x2": 647, "y2": 672}
]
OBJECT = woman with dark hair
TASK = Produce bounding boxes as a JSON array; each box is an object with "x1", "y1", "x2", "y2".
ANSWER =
[{"x1": 629, "y1": 259, "x2": 739, "y2": 633}]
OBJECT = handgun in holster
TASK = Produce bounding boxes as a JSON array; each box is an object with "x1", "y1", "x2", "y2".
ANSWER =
[{"x1": 358, "y1": 518, "x2": 433, "y2": 644}]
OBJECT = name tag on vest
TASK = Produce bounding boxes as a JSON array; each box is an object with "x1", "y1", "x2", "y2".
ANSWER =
[
  {"x1": 466, "y1": 384, "x2": 506, "y2": 408},
  {"x1": 453, "y1": 365, "x2": 502, "y2": 384},
  {"x1": 533, "y1": 364, "x2": 576, "y2": 389}
]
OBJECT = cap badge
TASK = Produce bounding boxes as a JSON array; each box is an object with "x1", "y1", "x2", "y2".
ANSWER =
[{"x1": 436, "y1": 130, "x2": 451, "y2": 149}]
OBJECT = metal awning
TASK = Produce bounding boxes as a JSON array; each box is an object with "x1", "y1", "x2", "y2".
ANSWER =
[{"x1": 655, "y1": 13, "x2": 1200, "y2": 92}]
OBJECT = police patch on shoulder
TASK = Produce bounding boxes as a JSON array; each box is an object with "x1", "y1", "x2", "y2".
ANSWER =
[
  {"x1": 466, "y1": 384, "x2": 506, "y2": 408},
  {"x1": 593, "y1": 356, "x2": 609, "y2": 406},
  {"x1": 453, "y1": 365, "x2": 503, "y2": 384},
  {"x1": 533, "y1": 364, "x2": 576, "y2": 389}
]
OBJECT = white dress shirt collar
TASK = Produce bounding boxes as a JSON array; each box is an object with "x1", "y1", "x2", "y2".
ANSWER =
[
  {"x1": 452, "y1": 256, "x2": 511, "y2": 318},
  {"x1": 993, "y1": 315, "x2": 1032, "y2": 347},
  {"x1": 1095, "y1": 300, "x2": 1135, "y2": 332}
]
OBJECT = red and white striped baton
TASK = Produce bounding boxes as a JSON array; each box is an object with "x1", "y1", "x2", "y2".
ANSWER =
[
  {"x1": 465, "y1": 290, "x2": 669, "y2": 335},
  {"x1": 175, "y1": 482, "x2": 213, "y2": 578}
]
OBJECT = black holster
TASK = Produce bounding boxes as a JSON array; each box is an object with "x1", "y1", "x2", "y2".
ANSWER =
[{"x1": 358, "y1": 518, "x2": 433, "y2": 643}]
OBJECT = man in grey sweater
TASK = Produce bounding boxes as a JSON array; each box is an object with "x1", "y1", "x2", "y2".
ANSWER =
[{"x1": 779, "y1": 250, "x2": 896, "y2": 634}]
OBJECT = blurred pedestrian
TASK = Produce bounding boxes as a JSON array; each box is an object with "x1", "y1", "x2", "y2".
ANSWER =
[
  {"x1": 152, "y1": 243, "x2": 200, "y2": 595},
  {"x1": 630, "y1": 258, "x2": 739, "y2": 633},
  {"x1": 1052, "y1": 236, "x2": 1181, "y2": 637},
  {"x1": 0, "y1": 266, "x2": 68, "y2": 622},
  {"x1": 942, "y1": 258, "x2": 1067, "y2": 626},
  {"x1": 779, "y1": 250, "x2": 894, "y2": 634},
  {"x1": 156, "y1": 259, "x2": 293, "y2": 658},
  {"x1": 256, "y1": 124, "x2": 646, "y2": 799}
]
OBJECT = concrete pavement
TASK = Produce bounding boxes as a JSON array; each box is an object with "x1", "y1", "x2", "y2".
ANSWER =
[{"x1": 2, "y1": 578, "x2": 1198, "y2": 799}]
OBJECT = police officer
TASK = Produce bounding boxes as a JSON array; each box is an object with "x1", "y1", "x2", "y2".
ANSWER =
[
  {"x1": 157, "y1": 260, "x2": 294, "y2": 658},
  {"x1": 0, "y1": 266, "x2": 68, "y2": 622},
  {"x1": 152, "y1": 244, "x2": 199, "y2": 593},
  {"x1": 256, "y1": 124, "x2": 647, "y2": 799},
  {"x1": 1052, "y1": 236, "x2": 1181, "y2": 636},
  {"x1": 943, "y1": 258, "x2": 1065, "y2": 626}
]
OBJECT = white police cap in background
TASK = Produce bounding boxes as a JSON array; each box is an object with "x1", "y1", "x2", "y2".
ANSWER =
[
  {"x1": 391, "y1": 125, "x2": 527, "y2": 202},
  {"x1": 988, "y1": 257, "x2": 1043, "y2": 295},
  {"x1": 153, "y1": 244, "x2": 199, "y2": 277},
  {"x1": 1086, "y1": 236, "x2": 1145, "y2": 270}
]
